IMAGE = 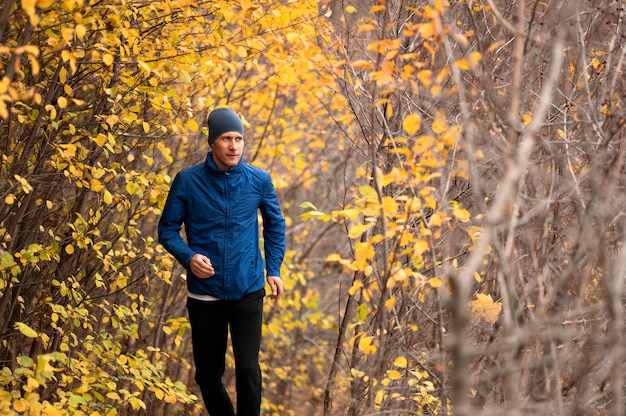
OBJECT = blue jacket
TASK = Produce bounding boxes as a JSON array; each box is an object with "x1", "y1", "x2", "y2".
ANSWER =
[{"x1": 158, "y1": 152, "x2": 286, "y2": 300}]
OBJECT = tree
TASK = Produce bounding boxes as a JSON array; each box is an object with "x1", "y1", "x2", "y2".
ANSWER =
[
  {"x1": 310, "y1": 0, "x2": 626, "y2": 415},
  {"x1": 0, "y1": 0, "x2": 340, "y2": 414}
]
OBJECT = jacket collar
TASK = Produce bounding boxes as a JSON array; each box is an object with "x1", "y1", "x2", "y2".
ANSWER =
[{"x1": 205, "y1": 151, "x2": 243, "y2": 175}]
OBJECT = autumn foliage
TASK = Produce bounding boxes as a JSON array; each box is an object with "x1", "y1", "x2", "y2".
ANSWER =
[{"x1": 1, "y1": 0, "x2": 625, "y2": 415}]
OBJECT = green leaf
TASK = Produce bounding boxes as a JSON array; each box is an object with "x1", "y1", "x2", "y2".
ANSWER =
[{"x1": 299, "y1": 201, "x2": 317, "y2": 210}]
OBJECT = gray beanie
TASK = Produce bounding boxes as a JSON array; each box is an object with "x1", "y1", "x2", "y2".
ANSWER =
[{"x1": 207, "y1": 108, "x2": 245, "y2": 145}]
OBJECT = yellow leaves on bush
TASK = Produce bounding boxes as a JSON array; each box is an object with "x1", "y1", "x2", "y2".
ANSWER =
[{"x1": 470, "y1": 293, "x2": 502, "y2": 324}]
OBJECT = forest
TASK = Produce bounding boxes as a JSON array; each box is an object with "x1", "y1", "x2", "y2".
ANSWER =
[{"x1": 1, "y1": 0, "x2": 625, "y2": 415}]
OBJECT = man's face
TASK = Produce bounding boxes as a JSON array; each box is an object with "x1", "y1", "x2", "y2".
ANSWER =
[{"x1": 211, "y1": 131, "x2": 245, "y2": 170}]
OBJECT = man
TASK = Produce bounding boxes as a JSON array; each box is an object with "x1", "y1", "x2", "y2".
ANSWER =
[{"x1": 158, "y1": 107, "x2": 286, "y2": 416}]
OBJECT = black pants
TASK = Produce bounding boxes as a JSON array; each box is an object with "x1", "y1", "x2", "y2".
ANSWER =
[{"x1": 187, "y1": 289, "x2": 265, "y2": 416}]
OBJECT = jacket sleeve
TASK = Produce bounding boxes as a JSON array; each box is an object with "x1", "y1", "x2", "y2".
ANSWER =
[
  {"x1": 260, "y1": 175, "x2": 286, "y2": 277},
  {"x1": 158, "y1": 173, "x2": 196, "y2": 268}
]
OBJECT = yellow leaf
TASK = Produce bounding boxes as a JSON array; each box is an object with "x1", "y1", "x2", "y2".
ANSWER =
[
  {"x1": 107, "y1": 392, "x2": 120, "y2": 400},
  {"x1": 106, "y1": 114, "x2": 118, "y2": 128},
  {"x1": 354, "y1": 242, "x2": 375, "y2": 270},
  {"x1": 36, "y1": 0, "x2": 54, "y2": 8},
  {"x1": 413, "y1": 239, "x2": 429, "y2": 255},
  {"x1": 332, "y1": 208, "x2": 360, "y2": 220},
  {"x1": 345, "y1": 5, "x2": 356, "y2": 13},
  {"x1": 75, "y1": 24, "x2": 87, "y2": 39},
  {"x1": 15, "y1": 322, "x2": 38, "y2": 338},
  {"x1": 21, "y1": 0, "x2": 36, "y2": 16},
  {"x1": 13, "y1": 398, "x2": 29, "y2": 412},
  {"x1": 103, "y1": 190, "x2": 113, "y2": 204},
  {"x1": 382, "y1": 196, "x2": 399, "y2": 214},
  {"x1": 237, "y1": 46, "x2": 247, "y2": 58},
  {"x1": 358, "y1": 335, "x2": 377, "y2": 354},
  {"x1": 46, "y1": 104, "x2": 57, "y2": 120},
  {"x1": 352, "y1": 59, "x2": 374, "y2": 69},
  {"x1": 417, "y1": 22, "x2": 436, "y2": 39},
  {"x1": 402, "y1": 113, "x2": 421, "y2": 135},
  {"x1": 94, "y1": 135, "x2": 106, "y2": 148},
  {"x1": 451, "y1": 205, "x2": 471, "y2": 222},
  {"x1": 387, "y1": 369, "x2": 402, "y2": 380},
  {"x1": 143, "y1": 121, "x2": 150, "y2": 133},
  {"x1": 5, "y1": 194, "x2": 15, "y2": 205},
  {"x1": 65, "y1": 244, "x2": 74, "y2": 254},
  {"x1": 470, "y1": 293, "x2": 502, "y2": 324},
  {"x1": 138, "y1": 60, "x2": 151, "y2": 73},
  {"x1": 348, "y1": 223, "x2": 370, "y2": 239},
  {"x1": 348, "y1": 279, "x2": 364, "y2": 296},
  {"x1": 90, "y1": 179, "x2": 104, "y2": 192},
  {"x1": 75, "y1": 384, "x2": 89, "y2": 394},
  {"x1": 351, "y1": 367, "x2": 366, "y2": 379},
  {"x1": 103, "y1": 53, "x2": 114, "y2": 66},
  {"x1": 432, "y1": 109, "x2": 448, "y2": 133},
  {"x1": 393, "y1": 356, "x2": 408, "y2": 368},
  {"x1": 428, "y1": 277, "x2": 443, "y2": 288},
  {"x1": 153, "y1": 388, "x2": 164, "y2": 400},
  {"x1": 417, "y1": 70, "x2": 432, "y2": 87},
  {"x1": 488, "y1": 40, "x2": 505, "y2": 53},
  {"x1": 468, "y1": 51, "x2": 482, "y2": 67},
  {"x1": 455, "y1": 58, "x2": 470, "y2": 70},
  {"x1": 186, "y1": 118, "x2": 198, "y2": 132},
  {"x1": 358, "y1": 23, "x2": 377, "y2": 33},
  {"x1": 325, "y1": 253, "x2": 343, "y2": 262}
]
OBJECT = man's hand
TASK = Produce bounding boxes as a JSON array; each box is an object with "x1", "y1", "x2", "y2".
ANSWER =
[
  {"x1": 267, "y1": 276, "x2": 284, "y2": 300},
  {"x1": 190, "y1": 254, "x2": 215, "y2": 278}
]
